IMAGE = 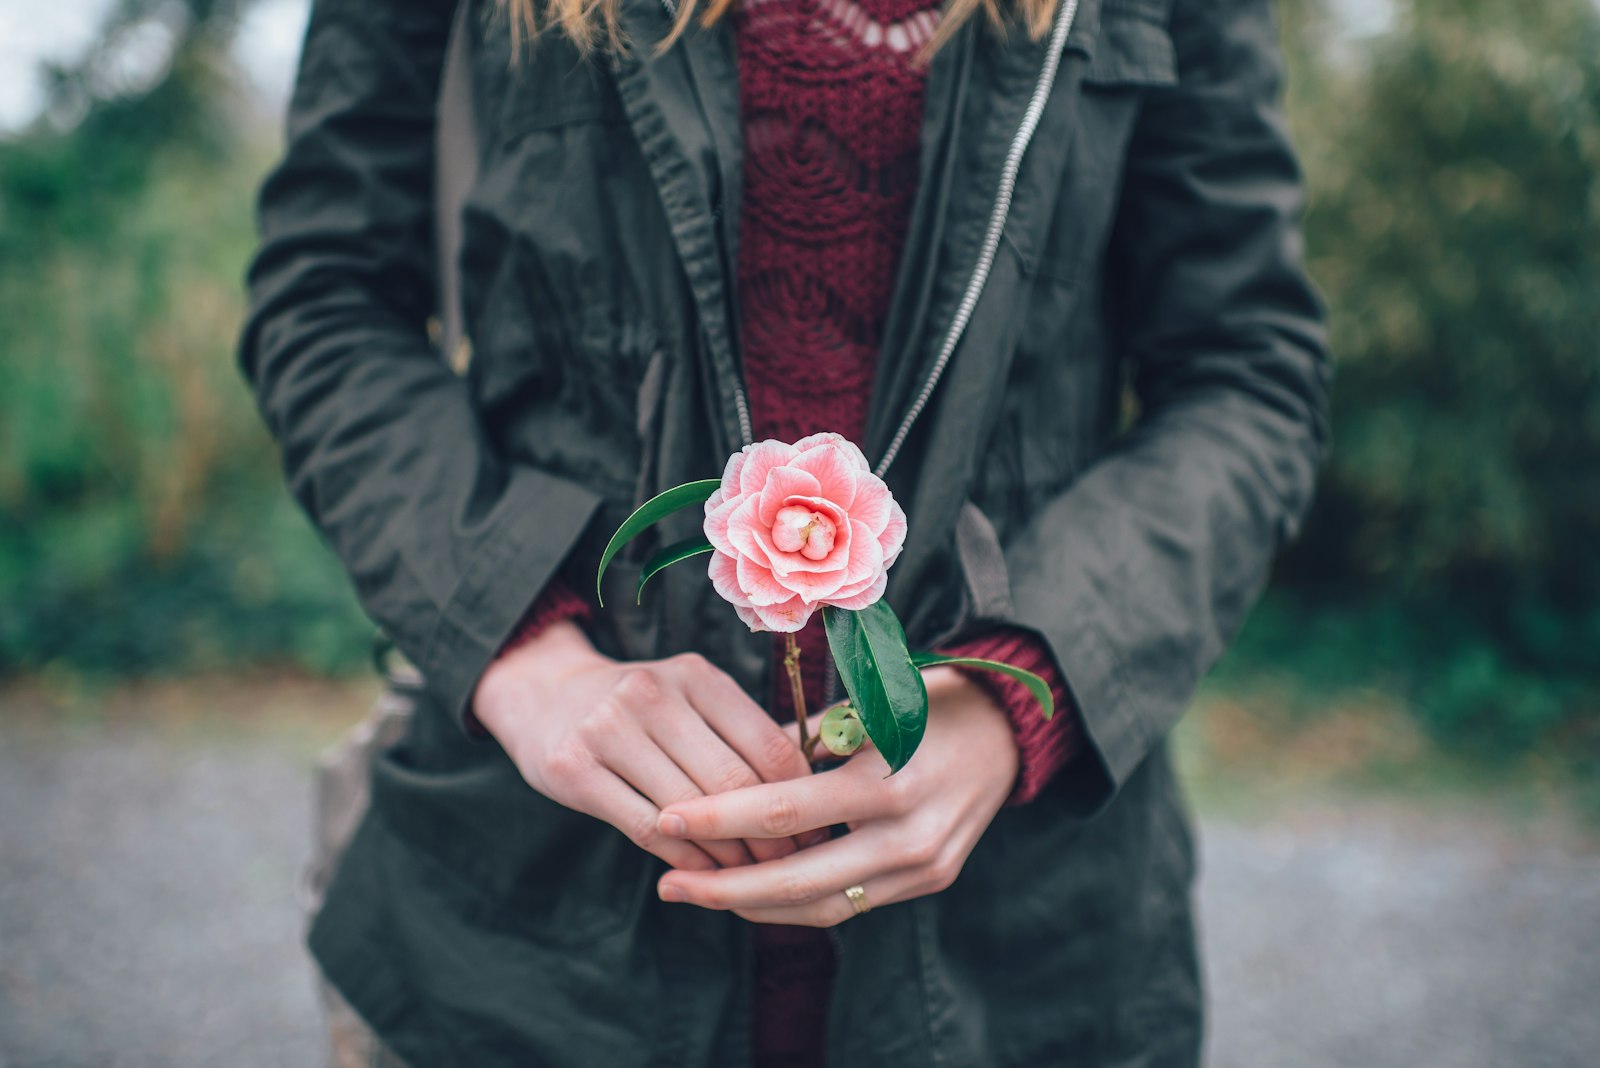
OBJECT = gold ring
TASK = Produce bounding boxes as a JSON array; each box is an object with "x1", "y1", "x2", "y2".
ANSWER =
[{"x1": 843, "y1": 884, "x2": 871, "y2": 916}]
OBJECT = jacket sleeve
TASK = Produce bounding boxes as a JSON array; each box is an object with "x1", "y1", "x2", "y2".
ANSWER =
[
  {"x1": 997, "y1": 0, "x2": 1331, "y2": 813},
  {"x1": 238, "y1": 0, "x2": 603, "y2": 733}
]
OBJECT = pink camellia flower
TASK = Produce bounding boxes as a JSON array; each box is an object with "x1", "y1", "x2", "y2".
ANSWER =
[{"x1": 704, "y1": 432, "x2": 908, "y2": 633}]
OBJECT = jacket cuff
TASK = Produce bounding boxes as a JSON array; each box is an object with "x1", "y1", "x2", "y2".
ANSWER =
[
  {"x1": 500, "y1": 577, "x2": 595, "y2": 656},
  {"x1": 934, "y1": 627, "x2": 1084, "y2": 806},
  {"x1": 414, "y1": 465, "x2": 603, "y2": 737},
  {"x1": 459, "y1": 577, "x2": 596, "y2": 737}
]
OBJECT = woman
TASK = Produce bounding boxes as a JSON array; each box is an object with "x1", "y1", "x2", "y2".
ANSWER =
[{"x1": 240, "y1": 0, "x2": 1328, "y2": 1061}]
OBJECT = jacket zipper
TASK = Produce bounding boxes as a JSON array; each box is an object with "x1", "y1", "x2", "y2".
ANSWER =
[
  {"x1": 874, "y1": 0, "x2": 1081, "y2": 477},
  {"x1": 657, "y1": 0, "x2": 1082, "y2": 474}
]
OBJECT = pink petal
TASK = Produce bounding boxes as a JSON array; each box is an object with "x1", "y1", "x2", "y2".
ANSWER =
[
  {"x1": 841, "y1": 517, "x2": 885, "y2": 588},
  {"x1": 752, "y1": 595, "x2": 816, "y2": 633},
  {"x1": 757, "y1": 466, "x2": 823, "y2": 526},
  {"x1": 844, "y1": 472, "x2": 894, "y2": 536},
  {"x1": 717, "y1": 451, "x2": 744, "y2": 498},
  {"x1": 879, "y1": 498, "x2": 908, "y2": 568},
  {"x1": 737, "y1": 440, "x2": 797, "y2": 497},
  {"x1": 726, "y1": 496, "x2": 778, "y2": 569},
  {"x1": 825, "y1": 570, "x2": 888, "y2": 611},
  {"x1": 703, "y1": 493, "x2": 743, "y2": 556},
  {"x1": 788, "y1": 444, "x2": 859, "y2": 512},
  {"x1": 736, "y1": 554, "x2": 795, "y2": 607},
  {"x1": 708, "y1": 550, "x2": 755, "y2": 609},
  {"x1": 773, "y1": 562, "x2": 850, "y2": 604},
  {"x1": 792, "y1": 432, "x2": 870, "y2": 472},
  {"x1": 825, "y1": 570, "x2": 877, "y2": 603},
  {"x1": 732, "y1": 602, "x2": 768, "y2": 632},
  {"x1": 760, "y1": 497, "x2": 853, "y2": 575}
]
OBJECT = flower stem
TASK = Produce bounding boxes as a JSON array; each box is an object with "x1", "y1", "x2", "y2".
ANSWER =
[{"x1": 784, "y1": 632, "x2": 817, "y2": 761}]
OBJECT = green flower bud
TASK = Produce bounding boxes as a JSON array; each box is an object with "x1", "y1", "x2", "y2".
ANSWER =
[{"x1": 820, "y1": 703, "x2": 866, "y2": 757}]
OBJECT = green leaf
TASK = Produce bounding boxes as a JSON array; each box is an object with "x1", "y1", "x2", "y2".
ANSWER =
[
  {"x1": 636, "y1": 537, "x2": 714, "y2": 603},
  {"x1": 910, "y1": 652, "x2": 1055, "y2": 721},
  {"x1": 823, "y1": 601, "x2": 928, "y2": 773},
  {"x1": 595, "y1": 479, "x2": 722, "y2": 606}
]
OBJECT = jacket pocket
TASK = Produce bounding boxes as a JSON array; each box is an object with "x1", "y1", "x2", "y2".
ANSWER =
[
  {"x1": 1082, "y1": 4, "x2": 1178, "y2": 89},
  {"x1": 490, "y1": 41, "x2": 629, "y2": 145},
  {"x1": 954, "y1": 498, "x2": 1015, "y2": 627},
  {"x1": 1023, "y1": 5, "x2": 1179, "y2": 286},
  {"x1": 368, "y1": 689, "x2": 655, "y2": 951}
]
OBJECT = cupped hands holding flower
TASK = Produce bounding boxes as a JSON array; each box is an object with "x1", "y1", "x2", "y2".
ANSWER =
[
  {"x1": 473, "y1": 433, "x2": 1057, "y2": 934},
  {"x1": 653, "y1": 663, "x2": 1020, "y2": 927}
]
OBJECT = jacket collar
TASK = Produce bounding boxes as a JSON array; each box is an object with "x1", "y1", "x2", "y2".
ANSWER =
[{"x1": 608, "y1": 2, "x2": 752, "y2": 457}]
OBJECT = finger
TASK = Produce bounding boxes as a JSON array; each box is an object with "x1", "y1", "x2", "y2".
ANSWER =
[
  {"x1": 659, "y1": 754, "x2": 896, "y2": 842},
  {"x1": 603, "y1": 726, "x2": 755, "y2": 869},
  {"x1": 657, "y1": 826, "x2": 907, "y2": 912},
  {"x1": 645, "y1": 707, "x2": 800, "y2": 864},
  {"x1": 731, "y1": 867, "x2": 921, "y2": 928},
  {"x1": 576, "y1": 769, "x2": 720, "y2": 872},
  {"x1": 674, "y1": 653, "x2": 814, "y2": 784}
]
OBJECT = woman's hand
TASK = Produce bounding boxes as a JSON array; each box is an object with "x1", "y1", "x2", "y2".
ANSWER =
[
  {"x1": 650, "y1": 666, "x2": 1020, "y2": 926},
  {"x1": 472, "y1": 619, "x2": 815, "y2": 873}
]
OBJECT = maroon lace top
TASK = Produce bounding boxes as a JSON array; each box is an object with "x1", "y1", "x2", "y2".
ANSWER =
[{"x1": 495, "y1": 0, "x2": 1083, "y2": 1061}]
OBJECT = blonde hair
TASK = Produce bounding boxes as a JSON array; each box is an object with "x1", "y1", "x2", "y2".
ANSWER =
[{"x1": 500, "y1": 0, "x2": 1058, "y2": 63}]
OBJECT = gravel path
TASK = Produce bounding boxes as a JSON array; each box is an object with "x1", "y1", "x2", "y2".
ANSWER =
[{"x1": 2, "y1": 719, "x2": 1596, "y2": 1068}]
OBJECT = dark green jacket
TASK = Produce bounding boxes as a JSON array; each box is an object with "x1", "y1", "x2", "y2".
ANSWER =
[{"x1": 240, "y1": 0, "x2": 1328, "y2": 1060}]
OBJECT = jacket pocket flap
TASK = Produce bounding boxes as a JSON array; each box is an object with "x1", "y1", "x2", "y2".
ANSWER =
[
  {"x1": 1084, "y1": 10, "x2": 1178, "y2": 87},
  {"x1": 956, "y1": 499, "x2": 1015, "y2": 624}
]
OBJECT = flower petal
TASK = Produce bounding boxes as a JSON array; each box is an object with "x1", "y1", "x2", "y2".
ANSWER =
[
  {"x1": 752, "y1": 595, "x2": 815, "y2": 633},
  {"x1": 760, "y1": 496, "x2": 852, "y2": 575},
  {"x1": 841, "y1": 517, "x2": 884, "y2": 588},
  {"x1": 737, "y1": 440, "x2": 798, "y2": 497},
  {"x1": 825, "y1": 570, "x2": 888, "y2": 611},
  {"x1": 732, "y1": 602, "x2": 768, "y2": 632},
  {"x1": 774, "y1": 562, "x2": 850, "y2": 604},
  {"x1": 843, "y1": 473, "x2": 893, "y2": 536},
  {"x1": 788, "y1": 443, "x2": 859, "y2": 512},
  {"x1": 879, "y1": 497, "x2": 908, "y2": 568},
  {"x1": 708, "y1": 550, "x2": 755, "y2": 609},
  {"x1": 757, "y1": 466, "x2": 823, "y2": 526},
  {"x1": 792, "y1": 432, "x2": 869, "y2": 472},
  {"x1": 703, "y1": 493, "x2": 743, "y2": 556},
  {"x1": 727, "y1": 496, "x2": 777, "y2": 569},
  {"x1": 737, "y1": 554, "x2": 796, "y2": 606},
  {"x1": 717, "y1": 451, "x2": 745, "y2": 498}
]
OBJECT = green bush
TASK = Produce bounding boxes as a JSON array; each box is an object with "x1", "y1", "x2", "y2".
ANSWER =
[
  {"x1": 1259, "y1": 0, "x2": 1600, "y2": 745},
  {"x1": 0, "y1": 3, "x2": 371, "y2": 677}
]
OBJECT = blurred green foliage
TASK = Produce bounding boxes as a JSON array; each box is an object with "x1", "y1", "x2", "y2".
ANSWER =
[
  {"x1": 1262, "y1": 0, "x2": 1600, "y2": 752},
  {"x1": 0, "y1": 0, "x2": 370, "y2": 677},
  {"x1": 0, "y1": 0, "x2": 1595, "y2": 754}
]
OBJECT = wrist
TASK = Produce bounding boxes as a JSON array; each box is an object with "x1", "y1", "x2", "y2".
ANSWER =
[
  {"x1": 506, "y1": 617, "x2": 607, "y2": 675},
  {"x1": 921, "y1": 665, "x2": 1022, "y2": 790},
  {"x1": 473, "y1": 619, "x2": 608, "y2": 740}
]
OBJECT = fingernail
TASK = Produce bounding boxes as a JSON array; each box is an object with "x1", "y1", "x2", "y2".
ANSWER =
[
  {"x1": 658, "y1": 881, "x2": 684, "y2": 903},
  {"x1": 659, "y1": 813, "x2": 687, "y2": 837}
]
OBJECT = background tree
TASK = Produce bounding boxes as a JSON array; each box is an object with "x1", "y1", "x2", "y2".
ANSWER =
[
  {"x1": 0, "y1": 0, "x2": 369, "y2": 675},
  {"x1": 1254, "y1": 0, "x2": 1600, "y2": 750}
]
